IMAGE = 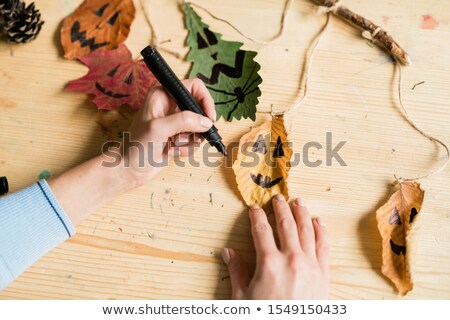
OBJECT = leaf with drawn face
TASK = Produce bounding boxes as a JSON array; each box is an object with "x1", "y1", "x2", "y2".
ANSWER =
[
  {"x1": 183, "y1": 2, "x2": 262, "y2": 122},
  {"x1": 61, "y1": 0, "x2": 135, "y2": 59},
  {"x1": 232, "y1": 115, "x2": 292, "y2": 208},
  {"x1": 66, "y1": 44, "x2": 158, "y2": 110},
  {"x1": 376, "y1": 181, "x2": 425, "y2": 295}
]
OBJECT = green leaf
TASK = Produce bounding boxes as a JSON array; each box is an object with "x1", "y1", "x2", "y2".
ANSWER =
[{"x1": 183, "y1": 2, "x2": 262, "y2": 122}]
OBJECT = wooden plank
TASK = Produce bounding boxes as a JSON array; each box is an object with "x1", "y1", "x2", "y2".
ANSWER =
[{"x1": 1, "y1": 0, "x2": 449, "y2": 299}]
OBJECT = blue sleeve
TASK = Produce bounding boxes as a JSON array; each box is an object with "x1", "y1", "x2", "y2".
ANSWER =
[{"x1": 0, "y1": 180, "x2": 75, "y2": 290}]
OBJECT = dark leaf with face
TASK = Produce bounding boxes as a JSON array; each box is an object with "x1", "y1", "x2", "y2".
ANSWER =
[{"x1": 61, "y1": 0, "x2": 135, "y2": 59}]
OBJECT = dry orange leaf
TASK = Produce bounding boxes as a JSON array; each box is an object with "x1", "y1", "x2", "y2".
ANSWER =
[
  {"x1": 61, "y1": 0, "x2": 136, "y2": 59},
  {"x1": 376, "y1": 181, "x2": 424, "y2": 295},
  {"x1": 232, "y1": 115, "x2": 293, "y2": 208}
]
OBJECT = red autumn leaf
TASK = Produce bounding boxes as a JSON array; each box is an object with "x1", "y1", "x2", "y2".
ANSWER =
[{"x1": 66, "y1": 44, "x2": 158, "y2": 110}]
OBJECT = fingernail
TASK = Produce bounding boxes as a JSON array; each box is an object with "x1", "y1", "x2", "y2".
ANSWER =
[
  {"x1": 212, "y1": 110, "x2": 217, "y2": 121},
  {"x1": 316, "y1": 216, "x2": 325, "y2": 226},
  {"x1": 179, "y1": 134, "x2": 190, "y2": 143},
  {"x1": 295, "y1": 197, "x2": 306, "y2": 207},
  {"x1": 221, "y1": 248, "x2": 231, "y2": 265},
  {"x1": 275, "y1": 194, "x2": 285, "y2": 201},
  {"x1": 250, "y1": 204, "x2": 260, "y2": 210},
  {"x1": 200, "y1": 116, "x2": 213, "y2": 129}
]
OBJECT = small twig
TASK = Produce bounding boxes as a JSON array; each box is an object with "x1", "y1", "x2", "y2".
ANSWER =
[
  {"x1": 411, "y1": 81, "x2": 425, "y2": 90},
  {"x1": 312, "y1": 0, "x2": 411, "y2": 66}
]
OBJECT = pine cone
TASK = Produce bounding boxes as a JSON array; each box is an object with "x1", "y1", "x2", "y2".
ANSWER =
[{"x1": 0, "y1": 0, "x2": 44, "y2": 43}]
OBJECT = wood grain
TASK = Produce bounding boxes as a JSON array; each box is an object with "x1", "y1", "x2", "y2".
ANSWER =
[{"x1": 1, "y1": 0, "x2": 450, "y2": 299}]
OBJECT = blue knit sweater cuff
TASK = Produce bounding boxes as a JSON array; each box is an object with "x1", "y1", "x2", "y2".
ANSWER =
[{"x1": 0, "y1": 180, "x2": 75, "y2": 290}]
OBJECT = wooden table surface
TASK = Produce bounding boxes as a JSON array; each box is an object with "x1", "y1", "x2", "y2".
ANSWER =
[{"x1": 1, "y1": 0, "x2": 450, "y2": 299}]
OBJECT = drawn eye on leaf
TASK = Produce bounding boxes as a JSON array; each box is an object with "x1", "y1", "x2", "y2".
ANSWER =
[
  {"x1": 389, "y1": 207, "x2": 402, "y2": 225},
  {"x1": 183, "y1": 2, "x2": 262, "y2": 122},
  {"x1": 233, "y1": 115, "x2": 292, "y2": 209},
  {"x1": 253, "y1": 134, "x2": 267, "y2": 154},
  {"x1": 61, "y1": 0, "x2": 136, "y2": 59},
  {"x1": 66, "y1": 44, "x2": 158, "y2": 111},
  {"x1": 376, "y1": 181, "x2": 424, "y2": 295}
]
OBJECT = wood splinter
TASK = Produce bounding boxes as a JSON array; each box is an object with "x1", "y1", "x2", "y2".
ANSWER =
[{"x1": 312, "y1": 0, "x2": 412, "y2": 66}]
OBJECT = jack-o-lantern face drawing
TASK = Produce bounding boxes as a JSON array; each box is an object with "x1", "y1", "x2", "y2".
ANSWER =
[
  {"x1": 94, "y1": 64, "x2": 132, "y2": 99},
  {"x1": 61, "y1": 0, "x2": 136, "y2": 59},
  {"x1": 66, "y1": 44, "x2": 158, "y2": 111},
  {"x1": 184, "y1": 2, "x2": 263, "y2": 122},
  {"x1": 191, "y1": 25, "x2": 260, "y2": 121}
]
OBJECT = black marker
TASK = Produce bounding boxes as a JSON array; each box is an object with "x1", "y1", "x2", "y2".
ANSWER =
[
  {"x1": 0, "y1": 176, "x2": 9, "y2": 195},
  {"x1": 141, "y1": 46, "x2": 227, "y2": 156}
]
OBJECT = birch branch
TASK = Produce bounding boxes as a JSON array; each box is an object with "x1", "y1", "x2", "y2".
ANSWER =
[{"x1": 312, "y1": 0, "x2": 412, "y2": 66}]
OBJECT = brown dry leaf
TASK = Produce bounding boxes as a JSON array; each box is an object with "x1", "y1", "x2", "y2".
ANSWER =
[
  {"x1": 232, "y1": 115, "x2": 293, "y2": 208},
  {"x1": 376, "y1": 181, "x2": 424, "y2": 295},
  {"x1": 61, "y1": 0, "x2": 136, "y2": 59}
]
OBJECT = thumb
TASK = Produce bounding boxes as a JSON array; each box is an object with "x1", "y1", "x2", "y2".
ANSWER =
[
  {"x1": 222, "y1": 248, "x2": 250, "y2": 299},
  {"x1": 152, "y1": 110, "x2": 213, "y2": 140}
]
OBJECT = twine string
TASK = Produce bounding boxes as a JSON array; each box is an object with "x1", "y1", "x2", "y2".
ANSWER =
[
  {"x1": 260, "y1": 13, "x2": 330, "y2": 117},
  {"x1": 139, "y1": 0, "x2": 184, "y2": 59},
  {"x1": 283, "y1": 13, "x2": 330, "y2": 115},
  {"x1": 394, "y1": 63, "x2": 450, "y2": 182},
  {"x1": 188, "y1": 0, "x2": 294, "y2": 44}
]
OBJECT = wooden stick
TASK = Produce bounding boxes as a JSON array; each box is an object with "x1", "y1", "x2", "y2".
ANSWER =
[{"x1": 312, "y1": 0, "x2": 412, "y2": 66}]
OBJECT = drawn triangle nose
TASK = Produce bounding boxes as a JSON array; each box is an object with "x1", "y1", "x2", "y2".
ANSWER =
[{"x1": 211, "y1": 52, "x2": 218, "y2": 60}]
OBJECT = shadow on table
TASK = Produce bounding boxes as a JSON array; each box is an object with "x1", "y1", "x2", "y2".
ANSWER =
[{"x1": 357, "y1": 181, "x2": 397, "y2": 292}]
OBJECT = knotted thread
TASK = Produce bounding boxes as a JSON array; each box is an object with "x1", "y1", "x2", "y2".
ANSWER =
[
  {"x1": 362, "y1": 27, "x2": 382, "y2": 42},
  {"x1": 315, "y1": 0, "x2": 341, "y2": 15}
]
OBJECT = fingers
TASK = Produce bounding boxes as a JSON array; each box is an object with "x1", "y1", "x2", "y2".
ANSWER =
[
  {"x1": 145, "y1": 86, "x2": 171, "y2": 119},
  {"x1": 249, "y1": 205, "x2": 277, "y2": 258},
  {"x1": 272, "y1": 195, "x2": 301, "y2": 252},
  {"x1": 153, "y1": 110, "x2": 213, "y2": 140},
  {"x1": 173, "y1": 133, "x2": 202, "y2": 147},
  {"x1": 183, "y1": 78, "x2": 217, "y2": 121},
  {"x1": 291, "y1": 198, "x2": 316, "y2": 256},
  {"x1": 222, "y1": 248, "x2": 250, "y2": 299},
  {"x1": 313, "y1": 217, "x2": 329, "y2": 270},
  {"x1": 168, "y1": 142, "x2": 202, "y2": 158},
  {"x1": 147, "y1": 79, "x2": 216, "y2": 121},
  {"x1": 169, "y1": 133, "x2": 202, "y2": 157}
]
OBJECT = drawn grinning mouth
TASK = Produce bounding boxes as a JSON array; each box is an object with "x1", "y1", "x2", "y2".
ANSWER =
[
  {"x1": 250, "y1": 173, "x2": 283, "y2": 189},
  {"x1": 95, "y1": 82, "x2": 130, "y2": 99}
]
